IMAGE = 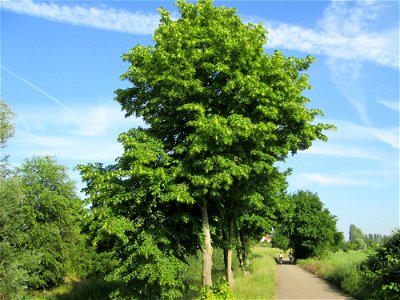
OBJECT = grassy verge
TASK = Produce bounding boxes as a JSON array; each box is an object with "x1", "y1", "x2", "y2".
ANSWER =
[
  {"x1": 234, "y1": 245, "x2": 279, "y2": 299},
  {"x1": 297, "y1": 251, "x2": 369, "y2": 299}
]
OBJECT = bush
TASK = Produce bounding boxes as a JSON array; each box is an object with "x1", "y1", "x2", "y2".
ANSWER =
[
  {"x1": 197, "y1": 279, "x2": 234, "y2": 300},
  {"x1": 359, "y1": 229, "x2": 400, "y2": 300}
]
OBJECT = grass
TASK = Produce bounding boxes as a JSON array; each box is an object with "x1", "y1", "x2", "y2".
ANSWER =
[
  {"x1": 234, "y1": 245, "x2": 280, "y2": 300},
  {"x1": 26, "y1": 245, "x2": 279, "y2": 299},
  {"x1": 297, "y1": 251, "x2": 369, "y2": 299}
]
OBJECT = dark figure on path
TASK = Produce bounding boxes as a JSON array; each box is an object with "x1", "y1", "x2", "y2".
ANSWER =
[{"x1": 279, "y1": 253, "x2": 283, "y2": 264}]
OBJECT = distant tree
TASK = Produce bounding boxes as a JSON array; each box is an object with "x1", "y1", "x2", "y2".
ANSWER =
[
  {"x1": 0, "y1": 99, "x2": 15, "y2": 176},
  {"x1": 278, "y1": 190, "x2": 343, "y2": 259},
  {"x1": 0, "y1": 99, "x2": 15, "y2": 149},
  {"x1": 15, "y1": 156, "x2": 84, "y2": 289},
  {"x1": 360, "y1": 229, "x2": 400, "y2": 300},
  {"x1": 349, "y1": 224, "x2": 365, "y2": 242},
  {"x1": 348, "y1": 224, "x2": 368, "y2": 250},
  {"x1": 271, "y1": 227, "x2": 290, "y2": 251},
  {"x1": 375, "y1": 234, "x2": 383, "y2": 244}
]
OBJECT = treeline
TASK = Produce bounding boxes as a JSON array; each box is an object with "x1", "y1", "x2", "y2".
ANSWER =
[{"x1": 342, "y1": 224, "x2": 388, "y2": 251}]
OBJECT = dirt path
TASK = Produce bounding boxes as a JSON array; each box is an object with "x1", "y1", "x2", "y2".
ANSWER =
[{"x1": 276, "y1": 261, "x2": 354, "y2": 299}]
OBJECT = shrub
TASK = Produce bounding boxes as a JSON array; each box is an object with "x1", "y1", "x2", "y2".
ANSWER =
[
  {"x1": 197, "y1": 279, "x2": 234, "y2": 300},
  {"x1": 359, "y1": 229, "x2": 400, "y2": 300}
]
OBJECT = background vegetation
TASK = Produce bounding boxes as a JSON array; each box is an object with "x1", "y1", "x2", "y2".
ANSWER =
[{"x1": 298, "y1": 229, "x2": 400, "y2": 300}]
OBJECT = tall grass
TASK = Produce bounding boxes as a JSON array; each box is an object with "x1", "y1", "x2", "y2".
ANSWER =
[
  {"x1": 234, "y1": 245, "x2": 279, "y2": 299},
  {"x1": 297, "y1": 251, "x2": 369, "y2": 299}
]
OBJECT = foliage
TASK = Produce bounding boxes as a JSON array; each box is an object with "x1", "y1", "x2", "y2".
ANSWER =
[
  {"x1": 343, "y1": 224, "x2": 387, "y2": 251},
  {"x1": 299, "y1": 231, "x2": 400, "y2": 300},
  {"x1": 271, "y1": 227, "x2": 290, "y2": 251},
  {"x1": 276, "y1": 190, "x2": 343, "y2": 259},
  {"x1": 0, "y1": 99, "x2": 16, "y2": 176},
  {"x1": 0, "y1": 176, "x2": 41, "y2": 299},
  {"x1": 198, "y1": 279, "x2": 235, "y2": 300},
  {"x1": 78, "y1": 129, "x2": 200, "y2": 299},
  {"x1": 14, "y1": 156, "x2": 85, "y2": 290},
  {"x1": 0, "y1": 99, "x2": 15, "y2": 149},
  {"x1": 347, "y1": 224, "x2": 367, "y2": 250},
  {"x1": 359, "y1": 229, "x2": 400, "y2": 300}
]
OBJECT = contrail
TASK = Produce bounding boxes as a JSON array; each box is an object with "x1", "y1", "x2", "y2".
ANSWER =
[{"x1": 1, "y1": 65, "x2": 74, "y2": 113}]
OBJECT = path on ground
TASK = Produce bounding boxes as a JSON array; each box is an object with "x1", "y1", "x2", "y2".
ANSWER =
[{"x1": 276, "y1": 261, "x2": 354, "y2": 299}]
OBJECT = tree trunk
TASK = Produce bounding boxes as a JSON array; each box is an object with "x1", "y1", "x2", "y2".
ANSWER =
[
  {"x1": 236, "y1": 245, "x2": 244, "y2": 268},
  {"x1": 226, "y1": 247, "x2": 234, "y2": 287},
  {"x1": 239, "y1": 231, "x2": 250, "y2": 276},
  {"x1": 225, "y1": 218, "x2": 234, "y2": 288},
  {"x1": 201, "y1": 204, "x2": 213, "y2": 288}
]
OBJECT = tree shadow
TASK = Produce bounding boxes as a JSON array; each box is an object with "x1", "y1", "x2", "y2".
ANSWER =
[{"x1": 53, "y1": 278, "x2": 122, "y2": 300}]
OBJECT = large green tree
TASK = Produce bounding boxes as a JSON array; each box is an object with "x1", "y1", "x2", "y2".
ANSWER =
[
  {"x1": 15, "y1": 156, "x2": 84, "y2": 289},
  {"x1": 114, "y1": 0, "x2": 333, "y2": 287},
  {"x1": 276, "y1": 190, "x2": 343, "y2": 259}
]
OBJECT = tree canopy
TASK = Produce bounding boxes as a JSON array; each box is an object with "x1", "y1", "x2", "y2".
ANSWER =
[{"x1": 274, "y1": 190, "x2": 343, "y2": 259}]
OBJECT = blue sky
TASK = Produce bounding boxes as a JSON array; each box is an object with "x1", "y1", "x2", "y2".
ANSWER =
[{"x1": 1, "y1": 0, "x2": 399, "y2": 238}]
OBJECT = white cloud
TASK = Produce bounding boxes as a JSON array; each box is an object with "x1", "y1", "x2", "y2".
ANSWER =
[
  {"x1": 294, "y1": 173, "x2": 370, "y2": 186},
  {"x1": 291, "y1": 167, "x2": 398, "y2": 188},
  {"x1": 304, "y1": 143, "x2": 384, "y2": 161},
  {"x1": 377, "y1": 99, "x2": 400, "y2": 112},
  {"x1": 251, "y1": 1, "x2": 399, "y2": 125},
  {"x1": 11, "y1": 129, "x2": 124, "y2": 162},
  {"x1": 68, "y1": 103, "x2": 144, "y2": 137},
  {"x1": 17, "y1": 102, "x2": 144, "y2": 137},
  {"x1": 265, "y1": 0, "x2": 399, "y2": 69},
  {"x1": 324, "y1": 119, "x2": 398, "y2": 145},
  {"x1": 10, "y1": 101, "x2": 144, "y2": 163},
  {"x1": 3, "y1": 0, "x2": 397, "y2": 69},
  {"x1": 1, "y1": 0, "x2": 159, "y2": 35},
  {"x1": 325, "y1": 120, "x2": 400, "y2": 150},
  {"x1": 368, "y1": 127, "x2": 399, "y2": 150}
]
